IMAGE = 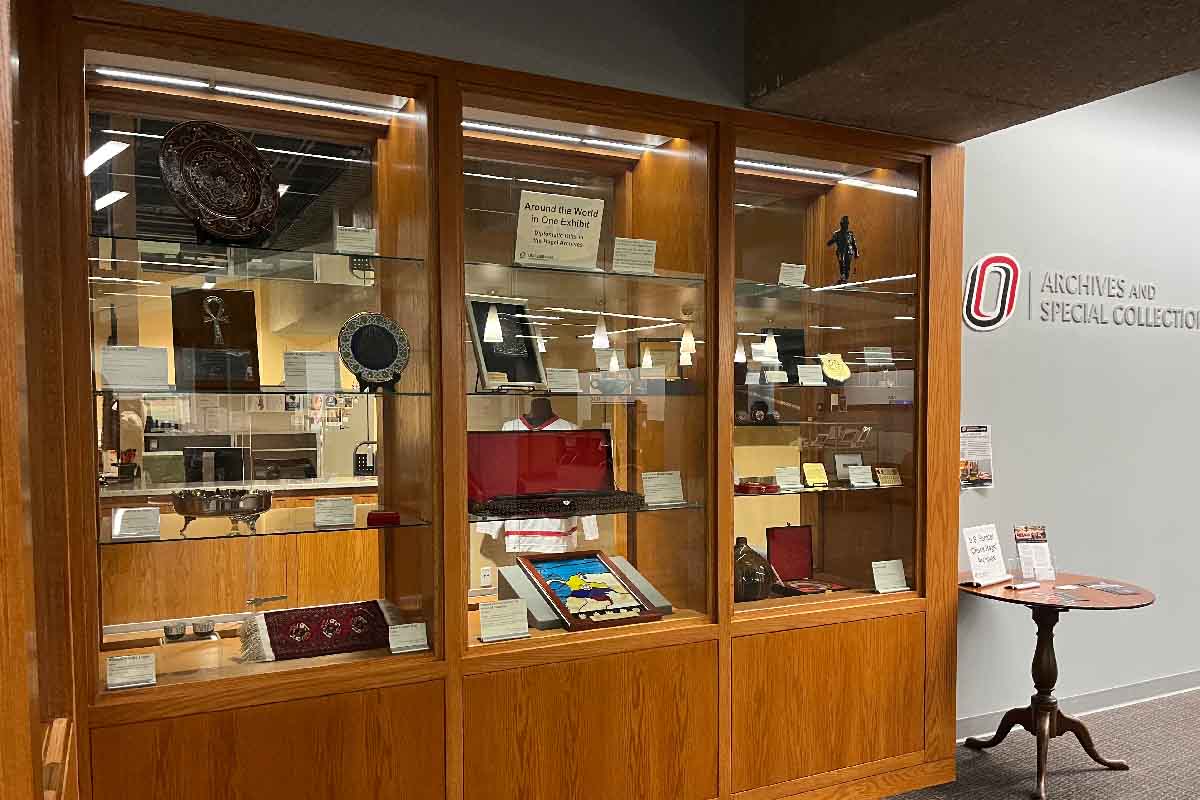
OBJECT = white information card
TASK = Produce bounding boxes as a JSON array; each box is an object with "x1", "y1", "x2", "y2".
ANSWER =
[
  {"x1": 778, "y1": 262, "x2": 808, "y2": 287},
  {"x1": 872, "y1": 559, "x2": 910, "y2": 594},
  {"x1": 514, "y1": 190, "x2": 604, "y2": 269},
  {"x1": 388, "y1": 622, "x2": 429, "y2": 654},
  {"x1": 763, "y1": 370, "x2": 788, "y2": 384},
  {"x1": 794, "y1": 365, "x2": 827, "y2": 386},
  {"x1": 545, "y1": 368, "x2": 581, "y2": 393},
  {"x1": 284, "y1": 351, "x2": 340, "y2": 390},
  {"x1": 112, "y1": 507, "x2": 161, "y2": 541},
  {"x1": 314, "y1": 496, "x2": 356, "y2": 529},
  {"x1": 847, "y1": 465, "x2": 877, "y2": 488},
  {"x1": 335, "y1": 225, "x2": 378, "y2": 255},
  {"x1": 100, "y1": 346, "x2": 169, "y2": 390},
  {"x1": 962, "y1": 523, "x2": 1011, "y2": 587},
  {"x1": 106, "y1": 654, "x2": 157, "y2": 690},
  {"x1": 642, "y1": 470, "x2": 685, "y2": 507},
  {"x1": 774, "y1": 466, "x2": 805, "y2": 493},
  {"x1": 478, "y1": 598, "x2": 530, "y2": 643},
  {"x1": 611, "y1": 237, "x2": 657, "y2": 275}
]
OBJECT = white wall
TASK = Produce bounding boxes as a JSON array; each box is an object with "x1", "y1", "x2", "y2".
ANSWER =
[
  {"x1": 132, "y1": 0, "x2": 744, "y2": 107},
  {"x1": 959, "y1": 71, "x2": 1200, "y2": 731}
]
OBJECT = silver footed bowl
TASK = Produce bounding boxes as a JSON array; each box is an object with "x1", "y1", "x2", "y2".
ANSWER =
[{"x1": 170, "y1": 488, "x2": 273, "y2": 536}]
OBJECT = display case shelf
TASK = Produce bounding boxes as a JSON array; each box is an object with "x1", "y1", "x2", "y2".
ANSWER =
[
  {"x1": 93, "y1": 234, "x2": 424, "y2": 274},
  {"x1": 96, "y1": 385, "x2": 430, "y2": 397},
  {"x1": 468, "y1": 500, "x2": 702, "y2": 524},
  {"x1": 733, "y1": 485, "x2": 905, "y2": 498},
  {"x1": 99, "y1": 475, "x2": 378, "y2": 499},
  {"x1": 99, "y1": 502, "x2": 423, "y2": 544},
  {"x1": 467, "y1": 388, "x2": 697, "y2": 399},
  {"x1": 466, "y1": 259, "x2": 705, "y2": 286}
]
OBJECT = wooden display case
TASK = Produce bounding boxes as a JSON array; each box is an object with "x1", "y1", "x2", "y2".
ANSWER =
[{"x1": 2, "y1": 2, "x2": 962, "y2": 799}]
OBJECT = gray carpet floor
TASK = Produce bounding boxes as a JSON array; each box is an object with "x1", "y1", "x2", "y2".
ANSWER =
[{"x1": 892, "y1": 689, "x2": 1200, "y2": 799}]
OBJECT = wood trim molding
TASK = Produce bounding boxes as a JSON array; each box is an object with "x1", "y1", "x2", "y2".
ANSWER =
[
  {"x1": 88, "y1": 658, "x2": 448, "y2": 729},
  {"x1": 731, "y1": 597, "x2": 928, "y2": 639},
  {"x1": 922, "y1": 145, "x2": 964, "y2": 764},
  {"x1": 0, "y1": 0, "x2": 38, "y2": 794},
  {"x1": 733, "y1": 751, "x2": 924, "y2": 800},
  {"x1": 761, "y1": 758, "x2": 955, "y2": 800}
]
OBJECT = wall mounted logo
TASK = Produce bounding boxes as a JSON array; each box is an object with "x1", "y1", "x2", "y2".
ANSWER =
[{"x1": 963, "y1": 253, "x2": 1021, "y2": 331}]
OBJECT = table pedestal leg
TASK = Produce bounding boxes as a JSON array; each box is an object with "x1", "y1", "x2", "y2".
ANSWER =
[{"x1": 963, "y1": 606, "x2": 1129, "y2": 800}]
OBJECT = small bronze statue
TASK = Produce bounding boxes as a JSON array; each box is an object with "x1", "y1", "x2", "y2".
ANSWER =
[{"x1": 827, "y1": 215, "x2": 860, "y2": 284}]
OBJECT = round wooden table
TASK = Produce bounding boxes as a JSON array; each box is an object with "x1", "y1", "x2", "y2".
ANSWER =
[{"x1": 958, "y1": 572, "x2": 1155, "y2": 800}]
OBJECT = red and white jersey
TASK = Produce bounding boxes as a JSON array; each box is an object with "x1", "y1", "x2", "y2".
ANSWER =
[{"x1": 474, "y1": 415, "x2": 601, "y2": 553}]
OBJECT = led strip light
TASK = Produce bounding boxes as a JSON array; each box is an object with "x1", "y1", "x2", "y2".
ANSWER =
[
  {"x1": 91, "y1": 67, "x2": 408, "y2": 118},
  {"x1": 462, "y1": 120, "x2": 653, "y2": 154}
]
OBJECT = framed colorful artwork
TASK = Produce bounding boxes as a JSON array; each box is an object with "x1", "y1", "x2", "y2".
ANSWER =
[{"x1": 516, "y1": 550, "x2": 662, "y2": 631}]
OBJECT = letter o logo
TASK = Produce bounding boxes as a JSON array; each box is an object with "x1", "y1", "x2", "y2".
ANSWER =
[{"x1": 963, "y1": 253, "x2": 1021, "y2": 331}]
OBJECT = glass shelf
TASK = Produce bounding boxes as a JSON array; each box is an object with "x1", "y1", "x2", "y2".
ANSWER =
[
  {"x1": 100, "y1": 501, "x2": 426, "y2": 544},
  {"x1": 96, "y1": 385, "x2": 430, "y2": 397},
  {"x1": 99, "y1": 475, "x2": 378, "y2": 499},
  {"x1": 90, "y1": 235, "x2": 423, "y2": 287},
  {"x1": 733, "y1": 485, "x2": 906, "y2": 497},
  {"x1": 469, "y1": 501, "x2": 703, "y2": 524},
  {"x1": 467, "y1": 387, "x2": 698, "y2": 400},
  {"x1": 466, "y1": 259, "x2": 705, "y2": 286}
]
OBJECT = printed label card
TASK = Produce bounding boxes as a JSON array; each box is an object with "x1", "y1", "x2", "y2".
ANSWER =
[
  {"x1": 106, "y1": 654, "x2": 157, "y2": 690},
  {"x1": 802, "y1": 462, "x2": 829, "y2": 487},
  {"x1": 872, "y1": 559, "x2": 909, "y2": 594},
  {"x1": 389, "y1": 622, "x2": 430, "y2": 654},
  {"x1": 479, "y1": 599, "x2": 530, "y2": 643},
  {"x1": 875, "y1": 467, "x2": 903, "y2": 487},
  {"x1": 642, "y1": 471, "x2": 685, "y2": 507},
  {"x1": 611, "y1": 237, "x2": 657, "y2": 275}
]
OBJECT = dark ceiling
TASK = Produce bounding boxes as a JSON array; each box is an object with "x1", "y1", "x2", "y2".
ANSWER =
[{"x1": 746, "y1": 0, "x2": 1200, "y2": 142}]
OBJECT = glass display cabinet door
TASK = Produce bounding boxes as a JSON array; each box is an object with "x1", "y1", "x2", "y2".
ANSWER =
[
  {"x1": 730, "y1": 140, "x2": 922, "y2": 610},
  {"x1": 459, "y1": 93, "x2": 712, "y2": 645},
  {"x1": 85, "y1": 52, "x2": 437, "y2": 687}
]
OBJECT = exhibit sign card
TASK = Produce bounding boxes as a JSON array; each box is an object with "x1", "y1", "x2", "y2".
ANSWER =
[
  {"x1": 774, "y1": 466, "x2": 805, "y2": 493},
  {"x1": 284, "y1": 351, "x2": 340, "y2": 390},
  {"x1": 778, "y1": 262, "x2": 808, "y2": 287},
  {"x1": 795, "y1": 365, "x2": 827, "y2": 386},
  {"x1": 479, "y1": 598, "x2": 530, "y2": 643},
  {"x1": 643, "y1": 470, "x2": 686, "y2": 507},
  {"x1": 545, "y1": 367, "x2": 581, "y2": 393},
  {"x1": 106, "y1": 654, "x2": 156, "y2": 690},
  {"x1": 1014, "y1": 525, "x2": 1055, "y2": 581},
  {"x1": 100, "y1": 346, "x2": 169, "y2": 390},
  {"x1": 314, "y1": 496, "x2": 356, "y2": 529},
  {"x1": 960, "y1": 425, "x2": 995, "y2": 488},
  {"x1": 764, "y1": 369, "x2": 788, "y2": 384},
  {"x1": 514, "y1": 191, "x2": 604, "y2": 270},
  {"x1": 802, "y1": 463, "x2": 829, "y2": 487},
  {"x1": 611, "y1": 237, "x2": 657, "y2": 275},
  {"x1": 111, "y1": 506, "x2": 161, "y2": 541},
  {"x1": 388, "y1": 622, "x2": 429, "y2": 654},
  {"x1": 848, "y1": 465, "x2": 877, "y2": 488},
  {"x1": 963, "y1": 523, "x2": 1011, "y2": 587},
  {"x1": 335, "y1": 225, "x2": 378, "y2": 255},
  {"x1": 876, "y1": 467, "x2": 903, "y2": 487},
  {"x1": 871, "y1": 559, "x2": 909, "y2": 594}
]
